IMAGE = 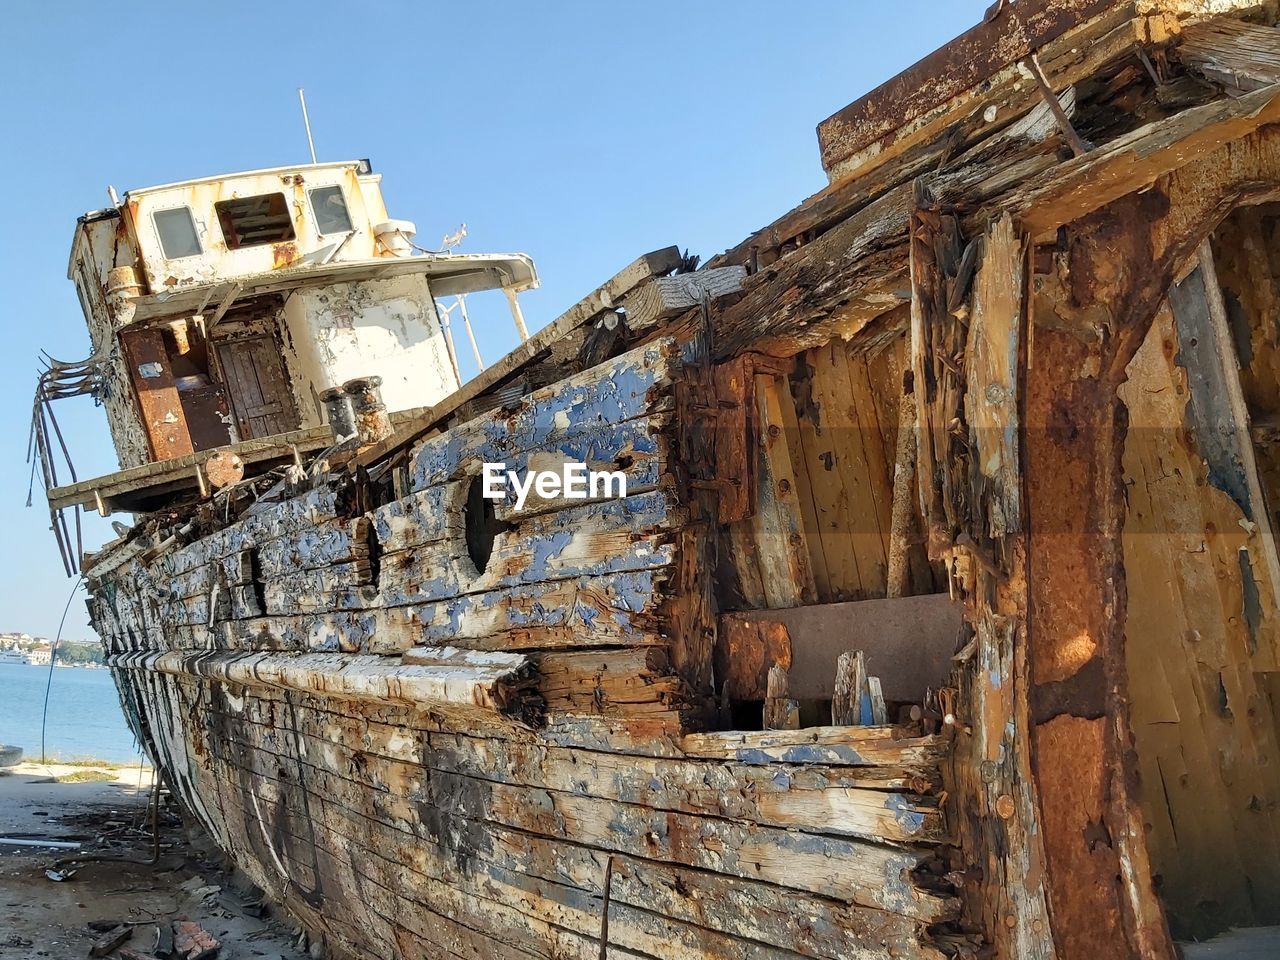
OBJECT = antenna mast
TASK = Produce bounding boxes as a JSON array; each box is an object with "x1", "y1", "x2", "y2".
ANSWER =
[{"x1": 298, "y1": 88, "x2": 318, "y2": 165}]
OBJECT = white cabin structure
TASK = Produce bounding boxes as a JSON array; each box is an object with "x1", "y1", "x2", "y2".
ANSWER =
[{"x1": 58, "y1": 161, "x2": 536, "y2": 477}]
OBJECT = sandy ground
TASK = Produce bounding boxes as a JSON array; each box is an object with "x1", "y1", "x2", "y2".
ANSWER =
[{"x1": 0, "y1": 761, "x2": 310, "y2": 960}]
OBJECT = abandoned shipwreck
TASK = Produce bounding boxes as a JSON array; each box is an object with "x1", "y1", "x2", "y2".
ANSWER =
[{"x1": 30, "y1": 1, "x2": 1280, "y2": 957}]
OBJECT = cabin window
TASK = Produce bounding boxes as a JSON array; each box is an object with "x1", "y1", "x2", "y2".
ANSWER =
[
  {"x1": 215, "y1": 193, "x2": 296, "y2": 249},
  {"x1": 153, "y1": 206, "x2": 202, "y2": 259},
  {"x1": 309, "y1": 186, "x2": 353, "y2": 235}
]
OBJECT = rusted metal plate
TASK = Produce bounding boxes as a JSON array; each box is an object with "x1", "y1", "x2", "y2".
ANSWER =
[
  {"x1": 716, "y1": 616, "x2": 792, "y2": 701},
  {"x1": 816, "y1": 0, "x2": 1115, "y2": 176},
  {"x1": 121, "y1": 328, "x2": 194, "y2": 462}
]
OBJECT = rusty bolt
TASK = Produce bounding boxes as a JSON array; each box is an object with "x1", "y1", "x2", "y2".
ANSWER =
[{"x1": 995, "y1": 794, "x2": 1016, "y2": 820}]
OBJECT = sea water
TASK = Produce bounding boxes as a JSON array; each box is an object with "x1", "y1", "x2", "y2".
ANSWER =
[{"x1": 0, "y1": 661, "x2": 143, "y2": 764}]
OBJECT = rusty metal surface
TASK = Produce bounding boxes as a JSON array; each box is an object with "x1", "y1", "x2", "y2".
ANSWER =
[
  {"x1": 816, "y1": 0, "x2": 1117, "y2": 176},
  {"x1": 121, "y1": 328, "x2": 194, "y2": 462}
]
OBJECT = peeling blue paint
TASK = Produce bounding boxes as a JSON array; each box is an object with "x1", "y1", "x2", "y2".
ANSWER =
[
  {"x1": 528, "y1": 531, "x2": 573, "y2": 579},
  {"x1": 884, "y1": 793, "x2": 926, "y2": 836},
  {"x1": 409, "y1": 342, "x2": 673, "y2": 492},
  {"x1": 734, "y1": 745, "x2": 869, "y2": 765},
  {"x1": 574, "y1": 600, "x2": 599, "y2": 629}
]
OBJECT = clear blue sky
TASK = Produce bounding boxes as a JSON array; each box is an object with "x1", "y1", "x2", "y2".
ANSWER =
[{"x1": 0, "y1": 1, "x2": 987, "y2": 641}]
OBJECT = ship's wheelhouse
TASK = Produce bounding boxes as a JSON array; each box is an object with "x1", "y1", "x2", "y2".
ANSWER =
[{"x1": 41, "y1": 161, "x2": 536, "y2": 521}]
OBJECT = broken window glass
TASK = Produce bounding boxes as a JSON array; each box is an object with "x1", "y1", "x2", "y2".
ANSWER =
[
  {"x1": 309, "y1": 185, "x2": 353, "y2": 235},
  {"x1": 215, "y1": 193, "x2": 296, "y2": 249},
  {"x1": 154, "y1": 207, "x2": 202, "y2": 259}
]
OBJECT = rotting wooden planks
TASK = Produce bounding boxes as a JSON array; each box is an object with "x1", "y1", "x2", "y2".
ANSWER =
[
  {"x1": 147, "y1": 669, "x2": 955, "y2": 950},
  {"x1": 368, "y1": 570, "x2": 670, "y2": 653},
  {"x1": 408, "y1": 339, "x2": 680, "y2": 492},
  {"x1": 108, "y1": 647, "x2": 542, "y2": 720},
  {"x1": 352, "y1": 247, "x2": 683, "y2": 471},
  {"x1": 202, "y1": 690, "x2": 954, "y2": 922}
]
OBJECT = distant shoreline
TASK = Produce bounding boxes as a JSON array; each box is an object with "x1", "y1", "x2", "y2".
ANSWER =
[{"x1": 0, "y1": 659, "x2": 141, "y2": 765}]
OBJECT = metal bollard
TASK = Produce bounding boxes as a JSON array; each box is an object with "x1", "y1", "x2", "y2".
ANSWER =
[
  {"x1": 343, "y1": 376, "x2": 392, "y2": 445},
  {"x1": 319, "y1": 386, "x2": 357, "y2": 442}
]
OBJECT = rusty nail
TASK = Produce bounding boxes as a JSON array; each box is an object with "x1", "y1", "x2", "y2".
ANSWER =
[{"x1": 995, "y1": 794, "x2": 1016, "y2": 820}]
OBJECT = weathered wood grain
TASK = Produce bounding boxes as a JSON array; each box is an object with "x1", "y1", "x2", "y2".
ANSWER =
[
  {"x1": 965, "y1": 213, "x2": 1023, "y2": 538},
  {"x1": 620, "y1": 267, "x2": 746, "y2": 332},
  {"x1": 369, "y1": 570, "x2": 669, "y2": 653},
  {"x1": 409, "y1": 341, "x2": 679, "y2": 492},
  {"x1": 109, "y1": 648, "x2": 540, "y2": 718}
]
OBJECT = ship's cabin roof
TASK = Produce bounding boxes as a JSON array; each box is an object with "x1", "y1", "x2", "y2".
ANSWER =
[{"x1": 68, "y1": 160, "x2": 537, "y2": 330}]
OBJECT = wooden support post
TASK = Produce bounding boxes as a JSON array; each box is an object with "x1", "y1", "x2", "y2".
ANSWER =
[
  {"x1": 1170, "y1": 242, "x2": 1280, "y2": 663},
  {"x1": 867, "y1": 676, "x2": 887, "y2": 725},
  {"x1": 886, "y1": 369, "x2": 918, "y2": 599},
  {"x1": 763, "y1": 664, "x2": 800, "y2": 730},
  {"x1": 1022, "y1": 190, "x2": 1180, "y2": 960},
  {"x1": 832, "y1": 651, "x2": 866, "y2": 726}
]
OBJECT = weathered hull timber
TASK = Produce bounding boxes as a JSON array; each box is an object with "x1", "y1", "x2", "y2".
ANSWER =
[{"x1": 89, "y1": 339, "x2": 955, "y2": 959}]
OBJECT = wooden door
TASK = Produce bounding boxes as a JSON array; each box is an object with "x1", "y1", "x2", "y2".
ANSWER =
[{"x1": 216, "y1": 336, "x2": 299, "y2": 440}]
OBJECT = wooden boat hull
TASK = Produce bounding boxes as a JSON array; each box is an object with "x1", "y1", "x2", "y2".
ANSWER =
[{"x1": 89, "y1": 340, "x2": 955, "y2": 959}]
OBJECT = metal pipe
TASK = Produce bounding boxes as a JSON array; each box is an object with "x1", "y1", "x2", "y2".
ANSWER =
[
  {"x1": 504, "y1": 288, "x2": 530, "y2": 341},
  {"x1": 298, "y1": 88, "x2": 318, "y2": 165},
  {"x1": 455, "y1": 296, "x2": 484, "y2": 372},
  {"x1": 436, "y1": 308, "x2": 462, "y2": 385}
]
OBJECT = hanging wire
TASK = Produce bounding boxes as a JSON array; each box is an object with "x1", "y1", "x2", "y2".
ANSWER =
[
  {"x1": 28, "y1": 348, "x2": 107, "y2": 575},
  {"x1": 40, "y1": 575, "x2": 85, "y2": 764}
]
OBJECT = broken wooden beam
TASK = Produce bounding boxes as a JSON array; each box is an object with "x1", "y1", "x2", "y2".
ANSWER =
[
  {"x1": 1004, "y1": 83, "x2": 1280, "y2": 234},
  {"x1": 817, "y1": 0, "x2": 1117, "y2": 179},
  {"x1": 620, "y1": 266, "x2": 746, "y2": 333},
  {"x1": 108, "y1": 649, "x2": 543, "y2": 722},
  {"x1": 763, "y1": 664, "x2": 801, "y2": 730},
  {"x1": 832, "y1": 651, "x2": 868, "y2": 726}
]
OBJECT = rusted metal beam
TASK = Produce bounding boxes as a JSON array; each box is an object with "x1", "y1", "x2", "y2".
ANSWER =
[{"x1": 817, "y1": 0, "x2": 1115, "y2": 177}]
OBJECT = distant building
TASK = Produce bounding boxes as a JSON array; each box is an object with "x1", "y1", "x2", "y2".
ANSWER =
[{"x1": 25, "y1": 646, "x2": 52, "y2": 666}]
